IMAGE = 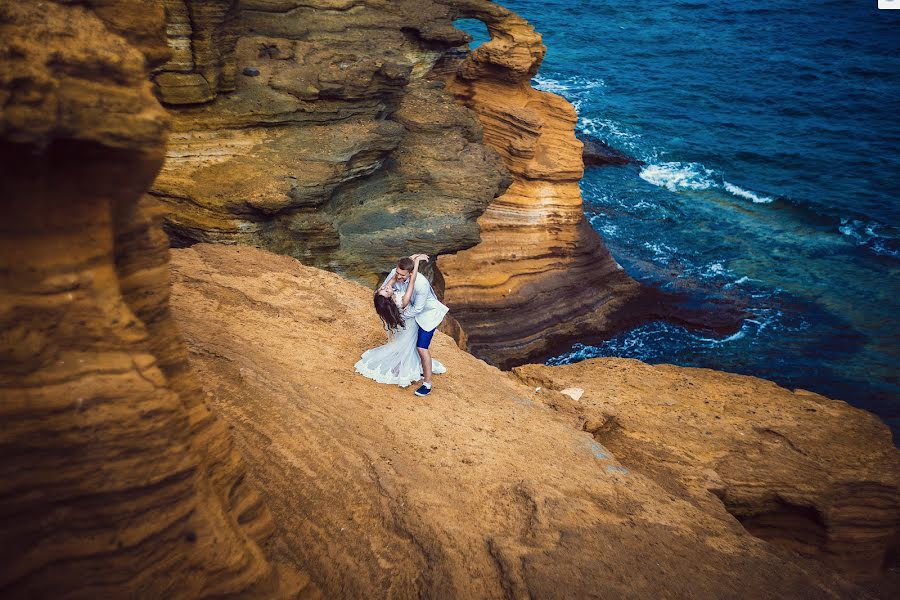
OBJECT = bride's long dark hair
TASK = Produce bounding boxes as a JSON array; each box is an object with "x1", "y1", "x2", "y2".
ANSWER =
[{"x1": 374, "y1": 293, "x2": 404, "y2": 331}]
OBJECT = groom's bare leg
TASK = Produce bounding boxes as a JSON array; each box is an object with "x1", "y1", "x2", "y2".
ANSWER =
[{"x1": 417, "y1": 347, "x2": 433, "y2": 384}]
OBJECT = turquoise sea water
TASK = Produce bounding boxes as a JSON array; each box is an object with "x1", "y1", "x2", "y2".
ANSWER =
[{"x1": 455, "y1": 1, "x2": 900, "y2": 441}]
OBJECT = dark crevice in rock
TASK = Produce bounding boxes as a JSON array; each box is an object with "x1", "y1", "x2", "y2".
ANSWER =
[{"x1": 716, "y1": 493, "x2": 829, "y2": 559}]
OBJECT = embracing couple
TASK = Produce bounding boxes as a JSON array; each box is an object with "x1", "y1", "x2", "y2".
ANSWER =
[{"x1": 354, "y1": 254, "x2": 449, "y2": 396}]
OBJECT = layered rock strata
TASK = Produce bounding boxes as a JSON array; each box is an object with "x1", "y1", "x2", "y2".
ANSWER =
[
  {"x1": 150, "y1": 0, "x2": 737, "y2": 366},
  {"x1": 170, "y1": 243, "x2": 898, "y2": 599},
  {"x1": 430, "y1": 5, "x2": 657, "y2": 368},
  {"x1": 150, "y1": 0, "x2": 511, "y2": 283},
  {"x1": 0, "y1": 2, "x2": 312, "y2": 596}
]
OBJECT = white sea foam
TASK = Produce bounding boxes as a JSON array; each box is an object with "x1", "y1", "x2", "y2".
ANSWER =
[
  {"x1": 588, "y1": 213, "x2": 620, "y2": 236},
  {"x1": 744, "y1": 317, "x2": 773, "y2": 334},
  {"x1": 533, "y1": 75, "x2": 658, "y2": 162},
  {"x1": 838, "y1": 218, "x2": 899, "y2": 258},
  {"x1": 531, "y1": 75, "x2": 604, "y2": 119},
  {"x1": 723, "y1": 181, "x2": 775, "y2": 203},
  {"x1": 639, "y1": 162, "x2": 716, "y2": 192},
  {"x1": 699, "y1": 261, "x2": 730, "y2": 279},
  {"x1": 531, "y1": 74, "x2": 606, "y2": 96},
  {"x1": 642, "y1": 241, "x2": 679, "y2": 260},
  {"x1": 839, "y1": 218, "x2": 877, "y2": 241},
  {"x1": 599, "y1": 223, "x2": 619, "y2": 236},
  {"x1": 684, "y1": 260, "x2": 747, "y2": 283},
  {"x1": 577, "y1": 116, "x2": 653, "y2": 160},
  {"x1": 697, "y1": 328, "x2": 746, "y2": 344},
  {"x1": 639, "y1": 163, "x2": 779, "y2": 206},
  {"x1": 530, "y1": 75, "x2": 565, "y2": 94},
  {"x1": 579, "y1": 116, "x2": 639, "y2": 140},
  {"x1": 723, "y1": 275, "x2": 763, "y2": 290}
]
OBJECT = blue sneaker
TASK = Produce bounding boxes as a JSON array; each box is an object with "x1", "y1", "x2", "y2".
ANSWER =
[{"x1": 414, "y1": 383, "x2": 432, "y2": 396}]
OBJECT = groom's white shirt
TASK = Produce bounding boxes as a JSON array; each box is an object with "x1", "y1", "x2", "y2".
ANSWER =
[{"x1": 382, "y1": 267, "x2": 449, "y2": 332}]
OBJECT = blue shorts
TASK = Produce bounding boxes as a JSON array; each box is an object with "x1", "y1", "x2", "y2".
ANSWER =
[{"x1": 416, "y1": 326, "x2": 436, "y2": 349}]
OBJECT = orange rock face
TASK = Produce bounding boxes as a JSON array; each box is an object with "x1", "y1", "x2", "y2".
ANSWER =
[
  {"x1": 5, "y1": 2, "x2": 894, "y2": 598},
  {"x1": 514, "y1": 359, "x2": 900, "y2": 595},
  {"x1": 0, "y1": 2, "x2": 312, "y2": 596},
  {"x1": 146, "y1": 0, "x2": 726, "y2": 368},
  {"x1": 432, "y1": 4, "x2": 645, "y2": 368},
  {"x1": 168, "y1": 243, "x2": 896, "y2": 599},
  {"x1": 148, "y1": 0, "x2": 511, "y2": 283}
]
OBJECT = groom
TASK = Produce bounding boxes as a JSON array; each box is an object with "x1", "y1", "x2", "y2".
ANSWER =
[{"x1": 381, "y1": 255, "x2": 449, "y2": 396}]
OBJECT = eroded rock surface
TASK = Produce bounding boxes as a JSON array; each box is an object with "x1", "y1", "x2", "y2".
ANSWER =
[
  {"x1": 169, "y1": 243, "x2": 896, "y2": 599},
  {"x1": 150, "y1": 0, "x2": 510, "y2": 283},
  {"x1": 0, "y1": 2, "x2": 313, "y2": 596},
  {"x1": 430, "y1": 5, "x2": 662, "y2": 368},
  {"x1": 150, "y1": 0, "x2": 744, "y2": 367},
  {"x1": 514, "y1": 359, "x2": 900, "y2": 596}
]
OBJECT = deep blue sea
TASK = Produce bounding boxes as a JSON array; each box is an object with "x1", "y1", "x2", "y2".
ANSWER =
[{"x1": 455, "y1": 1, "x2": 900, "y2": 441}]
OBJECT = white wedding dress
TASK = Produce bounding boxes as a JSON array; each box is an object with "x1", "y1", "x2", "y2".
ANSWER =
[{"x1": 355, "y1": 290, "x2": 447, "y2": 387}]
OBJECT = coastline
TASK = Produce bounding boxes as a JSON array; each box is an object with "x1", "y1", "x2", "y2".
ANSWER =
[
  {"x1": 464, "y1": 0, "x2": 900, "y2": 442},
  {"x1": 170, "y1": 243, "x2": 899, "y2": 598},
  {"x1": 1, "y1": 1, "x2": 897, "y2": 596}
]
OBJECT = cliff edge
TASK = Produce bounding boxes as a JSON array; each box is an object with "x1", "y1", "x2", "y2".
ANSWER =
[
  {"x1": 151, "y1": 0, "x2": 743, "y2": 369},
  {"x1": 3, "y1": 1, "x2": 896, "y2": 597},
  {"x1": 169, "y1": 243, "x2": 898, "y2": 599}
]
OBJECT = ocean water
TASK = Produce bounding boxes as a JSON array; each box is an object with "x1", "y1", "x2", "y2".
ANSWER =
[{"x1": 454, "y1": 1, "x2": 900, "y2": 441}]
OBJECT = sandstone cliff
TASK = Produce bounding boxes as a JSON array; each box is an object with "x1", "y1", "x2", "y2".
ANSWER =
[
  {"x1": 150, "y1": 0, "x2": 511, "y2": 283},
  {"x1": 0, "y1": 2, "x2": 313, "y2": 596},
  {"x1": 430, "y1": 5, "x2": 648, "y2": 368},
  {"x1": 150, "y1": 0, "x2": 741, "y2": 369},
  {"x1": 5, "y1": 1, "x2": 897, "y2": 598},
  {"x1": 169, "y1": 243, "x2": 898, "y2": 599}
]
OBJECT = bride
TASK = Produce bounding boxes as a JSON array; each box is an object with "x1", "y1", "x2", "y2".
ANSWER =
[{"x1": 354, "y1": 254, "x2": 446, "y2": 387}]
